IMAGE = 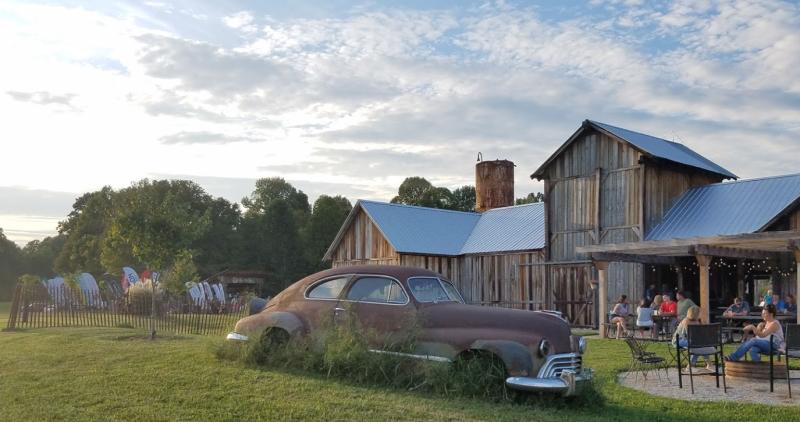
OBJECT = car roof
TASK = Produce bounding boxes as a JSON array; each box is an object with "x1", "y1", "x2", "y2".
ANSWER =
[{"x1": 306, "y1": 265, "x2": 445, "y2": 284}]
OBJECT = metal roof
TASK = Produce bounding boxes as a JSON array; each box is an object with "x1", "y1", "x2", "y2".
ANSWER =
[
  {"x1": 360, "y1": 200, "x2": 481, "y2": 256},
  {"x1": 589, "y1": 120, "x2": 738, "y2": 179},
  {"x1": 460, "y1": 202, "x2": 545, "y2": 254},
  {"x1": 646, "y1": 173, "x2": 800, "y2": 241},
  {"x1": 325, "y1": 200, "x2": 546, "y2": 258}
]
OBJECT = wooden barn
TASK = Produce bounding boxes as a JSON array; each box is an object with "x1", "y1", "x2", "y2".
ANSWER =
[
  {"x1": 322, "y1": 196, "x2": 548, "y2": 311},
  {"x1": 530, "y1": 120, "x2": 736, "y2": 325},
  {"x1": 324, "y1": 119, "x2": 800, "y2": 328}
]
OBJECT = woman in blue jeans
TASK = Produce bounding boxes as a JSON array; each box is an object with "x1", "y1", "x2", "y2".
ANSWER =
[
  {"x1": 726, "y1": 304, "x2": 785, "y2": 362},
  {"x1": 673, "y1": 305, "x2": 712, "y2": 369}
]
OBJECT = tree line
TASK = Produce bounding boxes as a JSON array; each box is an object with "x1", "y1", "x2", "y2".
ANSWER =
[{"x1": 0, "y1": 176, "x2": 542, "y2": 300}]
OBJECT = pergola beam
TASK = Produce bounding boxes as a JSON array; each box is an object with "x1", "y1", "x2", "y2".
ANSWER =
[
  {"x1": 690, "y1": 244, "x2": 781, "y2": 261},
  {"x1": 590, "y1": 252, "x2": 678, "y2": 266}
]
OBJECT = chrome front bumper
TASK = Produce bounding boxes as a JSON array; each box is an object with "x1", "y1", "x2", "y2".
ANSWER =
[
  {"x1": 505, "y1": 368, "x2": 593, "y2": 396},
  {"x1": 226, "y1": 332, "x2": 249, "y2": 341}
]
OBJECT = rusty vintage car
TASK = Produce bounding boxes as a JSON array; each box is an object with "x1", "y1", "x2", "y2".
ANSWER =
[{"x1": 226, "y1": 265, "x2": 592, "y2": 395}]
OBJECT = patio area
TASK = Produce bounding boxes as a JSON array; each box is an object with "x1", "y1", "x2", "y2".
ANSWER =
[{"x1": 618, "y1": 368, "x2": 800, "y2": 406}]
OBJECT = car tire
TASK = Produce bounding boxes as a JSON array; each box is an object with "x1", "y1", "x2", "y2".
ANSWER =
[{"x1": 257, "y1": 327, "x2": 290, "y2": 352}]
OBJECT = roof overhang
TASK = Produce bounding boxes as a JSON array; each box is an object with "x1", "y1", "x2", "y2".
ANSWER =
[{"x1": 576, "y1": 230, "x2": 800, "y2": 264}]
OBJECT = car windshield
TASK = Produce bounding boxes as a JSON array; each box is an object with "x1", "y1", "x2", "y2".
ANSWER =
[{"x1": 407, "y1": 277, "x2": 464, "y2": 303}]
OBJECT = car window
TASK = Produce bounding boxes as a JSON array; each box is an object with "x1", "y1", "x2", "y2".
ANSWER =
[
  {"x1": 307, "y1": 277, "x2": 349, "y2": 299},
  {"x1": 346, "y1": 277, "x2": 407, "y2": 304},
  {"x1": 440, "y1": 280, "x2": 464, "y2": 303},
  {"x1": 407, "y1": 277, "x2": 459, "y2": 303}
]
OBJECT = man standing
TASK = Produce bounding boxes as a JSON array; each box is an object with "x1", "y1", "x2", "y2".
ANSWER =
[
  {"x1": 676, "y1": 291, "x2": 697, "y2": 321},
  {"x1": 645, "y1": 284, "x2": 656, "y2": 301}
]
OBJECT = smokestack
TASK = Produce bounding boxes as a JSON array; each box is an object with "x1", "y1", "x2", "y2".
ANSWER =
[{"x1": 475, "y1": 158, "x2": 515, "y2": 212}]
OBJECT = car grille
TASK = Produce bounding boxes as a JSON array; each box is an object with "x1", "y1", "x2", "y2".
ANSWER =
[{"x1": 536, "y1": 353, "x2": 582, "y2": 378}]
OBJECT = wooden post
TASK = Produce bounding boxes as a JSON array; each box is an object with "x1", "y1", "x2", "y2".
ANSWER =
[
  {"x1": 595, "y1": 260, "x2": 610, "y2": 338},
  {"x1": 696, "y1": 254, "x2": 712, "y2": 324},
  {"x1": 793, "y1": 246, "x2": 800, "y2": 324},
  {"x1": 737, "y1": 260, "x2": 745, "y2": 300},
  {"x1": 674, "y1": 265, "x2": 684, "y2": 293}
]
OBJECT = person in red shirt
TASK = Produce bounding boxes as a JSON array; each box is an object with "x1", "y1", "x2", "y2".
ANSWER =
[{"x1": 658, "y1": 294, "x2": 678, "y2": 335}]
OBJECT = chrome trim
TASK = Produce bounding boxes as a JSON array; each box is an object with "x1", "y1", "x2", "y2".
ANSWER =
[
  {"x1": 506, "y1": 368, "x2": 593, "y2": 396},
  {"x1": 536, "y1": 352, "x2": 582, "y2": 378},
  {"x1": 226, "y1": 332, "x2": 249, "y2": 341},
  {"x1": 578, "y1": 336, "x2": 587, "y2": 354},
  {"x1": 304, "y1": 274, "x2": 412, "y2": 307},
  {"x1": 368, "y1": 349, "x2": 452, "y2": 363}
]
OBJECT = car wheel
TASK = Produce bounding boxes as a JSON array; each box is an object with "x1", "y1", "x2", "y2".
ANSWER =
[
  {"x1": 257, "y1": 327, "x2": 290, "y2": 352},
  {"x1": 452, "y1": 351, "x2": 508, "y2": 397}
]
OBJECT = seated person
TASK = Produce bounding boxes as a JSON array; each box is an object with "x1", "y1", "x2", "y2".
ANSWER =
[
  {"x1": 723, "y1": 297, "x2": 750, "y2": 317},
  {"x1": 659, "y1": 294, "x2": 678, "y2": 334},
  {"x1": 760, "y1": 289, "x2": 774, "y2": 307},
  {"x1": 636, "y1": 299, "x2": 655, "y2": 338},
  {"x1": 676, "y1": 291, "x2": 697, "y2": 321},
  {"x1": 610, "y1": 295, "x2": 630, "y2": 339},
  {"x1": 772, "y1": 294, "x2": 786, "y2": 313},
  {"x1": 786, "y1": 294, "x2": 797, "y2": 314},
  {"x1": 650, "y1": 294, "x2": 663, "y2": 311},
  {"x1": 672, "y1": 305, "x2": 713, "y2": 370},
  {"x1": 726, "y1": 304, "x2": 784, "y2": 362}
]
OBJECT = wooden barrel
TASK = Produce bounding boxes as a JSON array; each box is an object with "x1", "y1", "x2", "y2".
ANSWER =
[{"x1": 725, "y1": 360, "x2": 788, "y2": 380}]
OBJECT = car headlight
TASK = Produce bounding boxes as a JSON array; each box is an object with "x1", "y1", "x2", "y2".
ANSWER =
[
  {"x1": 538, "y1": 338, "x2": 551, "y2": 357},
  {"x1": 578, "y1": 336, "x2": 587, "y2": 354}
]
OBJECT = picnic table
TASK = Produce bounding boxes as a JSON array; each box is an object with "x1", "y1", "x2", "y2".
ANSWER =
[{"x1": 715, "y1": 314, "x2": 796, "y2": 343}]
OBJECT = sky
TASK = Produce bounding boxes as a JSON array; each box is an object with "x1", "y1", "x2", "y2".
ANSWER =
[{"x1": 1, "y1": 0, "x2": 799, "y2": 246}]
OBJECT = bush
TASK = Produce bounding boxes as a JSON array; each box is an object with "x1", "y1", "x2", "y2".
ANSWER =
[{"x1": 127, "y1": 283, "x2": 165, "y2": 316}]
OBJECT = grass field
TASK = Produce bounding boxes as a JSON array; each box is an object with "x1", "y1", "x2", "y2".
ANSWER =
[{"x1": 1, "y1": 310, "x2": 798, "y2": 421}]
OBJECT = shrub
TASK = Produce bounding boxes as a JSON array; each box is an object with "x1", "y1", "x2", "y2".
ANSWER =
[{"x1": 127, "y1": 283, "x2": 165, "y2": 316}]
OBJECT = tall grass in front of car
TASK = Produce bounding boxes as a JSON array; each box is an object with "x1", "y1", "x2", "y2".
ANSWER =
[{"x1": 216, "y1": 309, "x2": 600, "y2": 405}]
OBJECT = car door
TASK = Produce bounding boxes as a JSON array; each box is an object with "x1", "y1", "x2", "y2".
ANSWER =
[
  {"x1": 299, "y1": 275, "x2": 353, "y2": 332},
  {"x1": 337, "y1": 275, "x2": 416, "y2": 348}
]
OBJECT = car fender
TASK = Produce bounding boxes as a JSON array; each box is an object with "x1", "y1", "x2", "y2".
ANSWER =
[
  {"x1": 467, "y1": 339, "x2": 534, "y2": 377},
  {"x1": 234, "y1": 311, "x2": 305, "y2": 337}
]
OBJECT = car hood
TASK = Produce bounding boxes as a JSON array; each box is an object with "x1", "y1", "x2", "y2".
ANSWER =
[{"x1": 417, "y1": 303, "x2": 573, "y2": 351}]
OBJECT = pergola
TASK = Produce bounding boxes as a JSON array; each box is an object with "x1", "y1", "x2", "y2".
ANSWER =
[{"x1": 576, "y1": 230, "x2": 800, "y2": 338}]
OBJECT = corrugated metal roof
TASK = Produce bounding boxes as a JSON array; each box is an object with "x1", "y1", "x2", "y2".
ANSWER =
[
  {"x1": 359, "y1": 200, "x2": 480, "y2": 256},
  {"x1": 460, "y1": 202, "x2": 545, "y2": 254},
  {"x1": 589, "y1": 120, "x2": 738, "y2": 179},
  {"x1": 646, "y1": 173, "x2": 800, "y2": 241}
]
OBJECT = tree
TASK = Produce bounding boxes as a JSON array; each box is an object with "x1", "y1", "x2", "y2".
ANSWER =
[
  {"x1": 0, "y1": 228, "x2": 24, "y2": 300},
  {"x1": 261, "y1": 200, "x2": 305, "y2": 288},
  {"x1": 242, "y1": 177, "x2": 310, "y2": 223},
  {"x1": 515, "y1": 192, "x2": 544, "y2": 205},
  {"x1": 451, "y1": 186, "x2": 476, "y2": 212},
  {"x1": 103, "y1": 180, "x2": 213, "y2": 270},
  {"x1": 192, "y1": 197, "x2": 241, "y2": 275},
  {"x1": 162, "y1": 250, "x2": 199, "y2": 294},
  {"x1": 306, "y1": 195, "x2": 352, "y2": 271},
  {"x1": 391, "y1": 177, "x2": 434, "y2": 206},
  {"x1": 23, "y1": 234, "x2": 66, "y2": 278},
  {"x1": 55, "y1": 187, "x2": 115, "y2": 274}
]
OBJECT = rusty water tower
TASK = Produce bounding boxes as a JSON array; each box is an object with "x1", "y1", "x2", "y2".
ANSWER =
[{"x1": 475, "y1": 153, "x2": 515, "y2": 212}]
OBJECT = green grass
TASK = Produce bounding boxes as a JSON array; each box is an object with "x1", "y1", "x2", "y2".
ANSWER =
[
  {"x1": 0, "y1": 301, "x2": 10, "y2": 327},
  {"x1": 1, "y1": 325, "x2": 798, "y2": 421}
]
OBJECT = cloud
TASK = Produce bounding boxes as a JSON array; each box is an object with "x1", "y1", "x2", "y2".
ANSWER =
[
  {"x1": 158, "y1": 131, "x2": 266, "y2": 145},
  {"x1": 0, "y1": 186, "x2": 76, "y2": 217},
  {"x1": 6, "y1": 90, "x2": 77, "y2": 108},
  {"x1": 222, "y1": 11, "x2": 256, "y2": 33}
]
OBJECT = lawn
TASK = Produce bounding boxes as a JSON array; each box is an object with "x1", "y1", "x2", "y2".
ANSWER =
[{"x1": 1, "y1": 322, "x2": 798, "y2": 421}]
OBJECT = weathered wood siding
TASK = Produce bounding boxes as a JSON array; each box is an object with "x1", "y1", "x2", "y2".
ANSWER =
[
  {"x1": 791, "y1": 208, "x2": 800, "y2": 231},
  {"x1": 399, "y1": 252, "x2": 547, "y2": 308},
  {"x1": 544, "y1": 129, "x2": 645, "y2": 310},
  {"x1": 542, "y1": 128, "x2": 722, "y2": 318},
  {"x1": 330, "y1": 208, "x2": 400, "y2": 267}
]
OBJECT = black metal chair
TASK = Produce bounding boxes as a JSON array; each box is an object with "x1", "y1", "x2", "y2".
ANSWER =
[
  {"x1": 624, "y1": 337, "x2": 667, "y2": 383},
  {"x1": 746, "y1": 331, "x2": 784, "y2": 393},
  {"x1": 784, "y1": 324, "x2": 800, "y2": 398},
  {"x1": 678, "y1": 323, "x2": 726, "y2": 394}
]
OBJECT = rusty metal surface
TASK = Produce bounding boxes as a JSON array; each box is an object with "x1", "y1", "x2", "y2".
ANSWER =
[
  {"x1": 231, "y1": 265, "x2": 576, "y2": 376},
  {"x1": 476, "y1": 159, "x2": 515, "y2": 212}
]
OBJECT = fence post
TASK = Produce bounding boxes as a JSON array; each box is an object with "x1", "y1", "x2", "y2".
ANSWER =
[{"x1": 4, "y1": 284, "x2": 22, "y2": 331}]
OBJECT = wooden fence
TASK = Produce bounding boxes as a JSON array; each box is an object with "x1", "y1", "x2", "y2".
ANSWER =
[{"x1": 5, "y1": 283, "x2": 249, "y2": 336}]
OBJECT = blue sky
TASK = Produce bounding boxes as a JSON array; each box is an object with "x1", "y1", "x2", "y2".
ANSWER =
[{"x1": 1, "y1": 0, "x2": 799, "y2": 245}]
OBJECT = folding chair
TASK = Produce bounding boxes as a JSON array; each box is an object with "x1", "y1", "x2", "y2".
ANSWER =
[{"x1": 678, "y1": 323, "x2": 726, "y2": 394}]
